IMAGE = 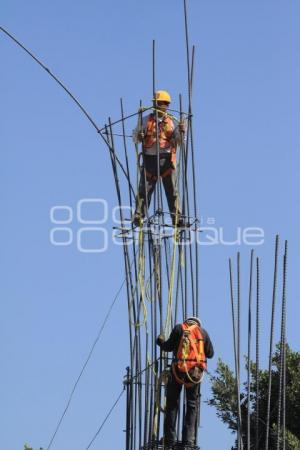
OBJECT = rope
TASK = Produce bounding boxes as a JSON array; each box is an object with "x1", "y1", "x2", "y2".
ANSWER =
[{"x1": 182, "y1": 366, "x2": 204, "y2": 386}]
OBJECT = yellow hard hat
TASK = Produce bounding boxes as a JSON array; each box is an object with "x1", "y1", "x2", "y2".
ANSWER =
[{"x1": 153, "y1": 90, "x2": 171, "y2": 103}]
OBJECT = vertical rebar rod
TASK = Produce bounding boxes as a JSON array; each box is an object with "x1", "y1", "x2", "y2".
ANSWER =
[
  {"x1": 178, "y1": 95, "x2": 194, "y2": 320},
  {"x1": 183, "y1": 0, "x2": 199, "y2": 315},
  {"x1": 120, "y1": 99, "x2": 141, "y2": 335},
  {"x1": 139, "y1": 99, "x2": 154, "y2": 230},
  {"x1": 187, "y1": 49, "x2": 196, "y2": 317},
  {"x1": 277, "y1": 240, "x2": 288, "y2": 450},
  {"x1": 255, "y1": 257, "x2": 260, "y2": 449},
  {"x1": 148, "y1": 240, "x2": 155, "y2": 445},
  {"x1": 194, "y1": 384, "x2": 201, "y2": 444},
  {"x1": 126, "y1": 367, "x2": 131, "y2": 450},
  {"x1": 143, "y1": 339, "x2": 150, "y2": 446},
  {"x1": 265, "y1": 235, "x2": 279, "y2": 450},
  {"x1": 152, "y1": 39, "x2": 162, "y2": 219},
  {"x1": 120, "y1": 98, "x2": 133, "y2": 210},
  {"x1": 183, "y1": 0, "x2": 191, "y2": 96},
  {"x1": 191, "y1": 45, "x2": 195, "y2": 96},
  {"x1": 137, "y1": 338, "x2": 142, "y2": 450},
  {"x1": 237, "y1": 252, "x2": 243, "y2": 450},
  {"x1": 133, "y1": 341, "x2": 138, "y2": 450},
  {"x1": 179, "y1": 96, "x2": 190, "y2": 323},
  {"x1": 282, "y1": 241, "x2": 288, "y2": 450},
  {"x1": 178, "y1": 95, "x2": 188, "y2": 321},
  {"x1": 179, "y1": 93, "x2": 186, "y2": 218},
  {"x1": 152, "y1": 41, "x2": 163, "y2": 334},
  {"x1": 106, "y1": 121, "x2": 136, "y2": 450},
  {"x1": 237, "y1": 252, "x2": 241, "y2": 384},
  {"x1": 229, "y1": 258, "x2": 242, "y2": 448},
  {"x1": 247, "y1": 250, "x2": 254, "y2": 450}
]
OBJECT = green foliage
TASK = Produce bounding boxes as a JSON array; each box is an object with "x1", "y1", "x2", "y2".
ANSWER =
[
  {"x1": 270, "y1": 425, "x2": 300, "y2": 450},
  {"x1": 207, "y1": 358, "x2": 243, "y2": 432},
  {"x1": 207, "y1": 344, "x2": 300, "y2": 449},
  {"x1": 284, "y1": 429, "x2": 300, "y2": 450},
  {"x1": 24, "y1": 445, "x2": 43, "y2": 450}
]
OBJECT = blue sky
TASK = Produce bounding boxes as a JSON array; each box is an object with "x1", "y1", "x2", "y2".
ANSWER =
[{"x1": 1, "y1": 1, "x2": 299, "y2": 449}]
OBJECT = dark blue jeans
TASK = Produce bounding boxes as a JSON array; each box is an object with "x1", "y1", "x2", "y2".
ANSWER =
[{"x1": 164, "y1": 371, "x2": 200, "y2": 444}]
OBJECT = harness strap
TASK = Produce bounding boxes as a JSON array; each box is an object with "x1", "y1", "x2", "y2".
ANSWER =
[
  {"x1": 161, "y1": 167, "x2": 173, "y2": 178},
  {"x1": 172, "y1": 363, "x2": 194, "y2": 388},
  {"x1": 174, "y1": 324, "x2": 207, "y2": 387},
  {"x1": 176, "y1": 358, "x2": 207, "y2": 362},
  {"x1": 145, "y1": 166, "x2": 174, "y2": 181},
  {"x1": 145, "y1": 170, "x2": 157, "y2": 181},
  {"x1": 190, "y1": 337, "x2": 202, "y2": 365},
  {"x1": 171, "y1": 363, "x2": 202, "y2": 389}
]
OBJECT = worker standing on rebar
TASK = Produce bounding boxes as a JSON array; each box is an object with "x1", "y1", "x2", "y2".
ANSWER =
[
  {"x1": 132, "y1": 90, "x2": 186, "y2": 227},
  {"x1": 156, "y1": 317, "x2": 214, "y2": 448}
]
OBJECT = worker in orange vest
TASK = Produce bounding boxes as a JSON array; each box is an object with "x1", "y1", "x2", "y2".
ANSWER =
[
  {"x1": 132, "y1": 90, "x2": 186, "y2": 227},
  {"x1": 157, "y1": 317, "x2": 214, "y2": 448}
]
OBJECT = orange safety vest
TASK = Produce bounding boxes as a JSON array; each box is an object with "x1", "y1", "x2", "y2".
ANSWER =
[
  {"x1": 143, "y1": 114, "x2": 177, "y2": 164},
  {"x1": 172, "y1": 323, "x2": 207, "y2": 387}
]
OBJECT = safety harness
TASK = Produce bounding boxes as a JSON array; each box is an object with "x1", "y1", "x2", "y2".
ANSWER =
[
  {"x1": 143, "y1": 113, "x2": 177, "y2": 167},
  {"x1": 172, "y1": 322, "x2": 206, "y2": 388}
]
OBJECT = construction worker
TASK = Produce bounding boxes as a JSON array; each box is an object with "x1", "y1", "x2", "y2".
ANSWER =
[
  {"x1": 132, "y1": 90, "x2": 186, "y2": 227},
  {"x1": 156, "y1": 317, "x2": 214, "y2": 448}
]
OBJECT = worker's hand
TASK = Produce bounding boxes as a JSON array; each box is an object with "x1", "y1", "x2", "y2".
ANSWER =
[
  {"x1": 178, "y1": 120, "x2": 186, "y2": 133},
  {"x1": 156, "y1": 334, "x2": 165, "y2": 346},
  {"x1": 137, "y1": 131, "x2": 145, "y2": 141}
]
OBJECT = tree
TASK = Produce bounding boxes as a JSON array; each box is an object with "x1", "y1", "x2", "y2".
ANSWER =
[
  {"x1": 24, "y1": 445, "x2": 43, "y2": 450},
  {"x1": 207, "y1": 344, "x2": 300, "y2": 449}
]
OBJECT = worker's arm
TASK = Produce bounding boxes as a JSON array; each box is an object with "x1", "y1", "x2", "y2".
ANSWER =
[
  {"x1": 202, "y1": 328, "x2": 214, "y2": 359},
  {"x1": 132, "y1": 113, "x2": 147, "y2": 144},
  {"x1": 173, "y1": 119, "x2": 186, "y2": 144},
  {"x1": 156, "y1": 324, "x2": 182, "y2": 352}
]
